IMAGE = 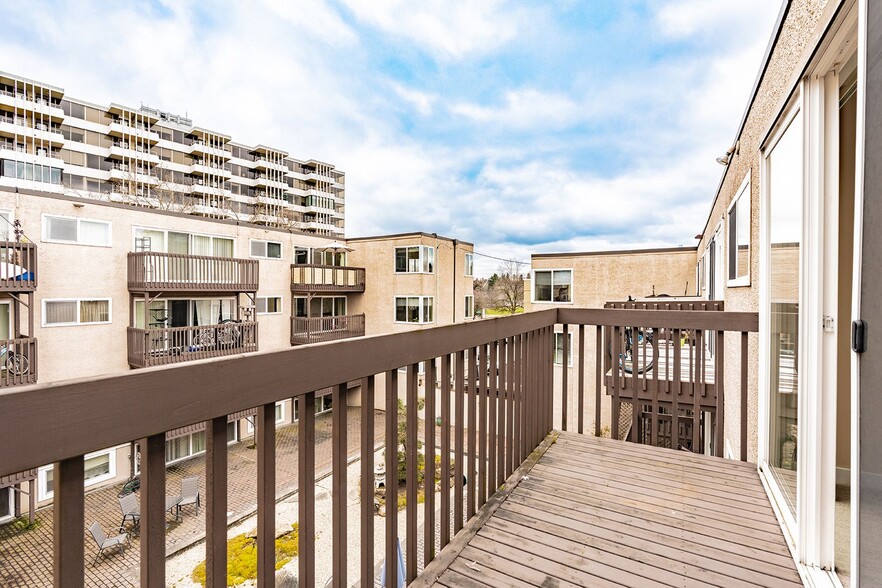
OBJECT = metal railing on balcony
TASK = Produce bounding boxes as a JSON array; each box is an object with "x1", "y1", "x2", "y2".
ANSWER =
[
  {"x1": 290, "y1": 263, "x2": 365, "y2": 292},
  {"x1": 0, "y1": 307, "x2": 756, "y2": 587},
  {"x1": 290, "y1": 313, "x2": 365, "y2": 345},
  {"x1": 126, "y1": 321, "x2": 258, "y2": 368},
  {"x1": 0, "y1": 337, "x2": 37, "y2": 387},
  {"x1": 0, "y1": 241, "x2": 37, "y2": 291},
  {"x1": 127, "y1": 251, "x2": 259, "y2": 292}
]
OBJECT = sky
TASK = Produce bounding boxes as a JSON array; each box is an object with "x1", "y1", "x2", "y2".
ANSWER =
[{"x1": 0, "y1": 0, "x2": 782, "y2": 276}]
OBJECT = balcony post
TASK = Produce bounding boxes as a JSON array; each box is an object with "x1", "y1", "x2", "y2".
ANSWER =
[
  {"x1": 53, "y1": 456, "x2": 84, "y2": 588},
  {"x1": 141, "y1": 433, "x2": 166, "y2": 588},
  {"x1": 256, "y1": 402, "x2": 276, "y2": 588},
  {"x1": 205, "y1": 416, "x2": 228, "y2": 588}
]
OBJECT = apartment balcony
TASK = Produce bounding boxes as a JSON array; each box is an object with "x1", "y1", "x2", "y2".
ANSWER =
[
  {"x1": 0, "y1": 121, "x2": 64, "y2": 147},
  {"x1": 253, "y1": 157, "x2": 288, "y2": 172},
  {"x1": 0, "y1": 90, "x2": 64, "y2": 120},
  {"x1": 0, "y1": 307, "x2": 800, "y2": 587},
  {"x1": 190, "y1": 163, "x2": 232, "y2": 179},
  {"x1": 109, "y1": 166, "x2": 159, "y2": 185},
  {"x1": 304, "y1": 169, "x2": 336, "y2": 183},
  {"x1": 107, "y1": 121, "x2": 160, "y2": 144},
  {"x1": 0, "y1": 146, "x2": 63, "y2": 168},
  {"x1": 191, "y1": 182, "x2": 232, "y2": 199},
  {"x1": 127, "y1": 251, "x2": 259, "y2": 292},
  {"x1": 0, "y1": 337, "x2": 37, "y2": 388},
  {"x1": 0, "y1": 241, "x2": 36, "y2": 291},
  {"x1": 188, "y1": 140, "x2": 231, "y2": 159},
  {"x1": 108, "y1": 144, "x2": 160, "y2": 164},
  {"x1": 290, "y1": 313, "x2": 365, "y2": 345},
  {"x1": 126, "y1": 321, "x2": 258, "y2": 368},
  {"x1": 254, "y1": 174, "x2": 288, "y2": 190},
  {"x1": 290, "y1": 263, "x2": 365, "y2": 293}
]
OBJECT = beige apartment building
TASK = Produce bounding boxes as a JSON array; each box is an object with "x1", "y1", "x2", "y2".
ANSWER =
[{"x1": 0, "y1": 75, "x2": 474, "y2": 518}]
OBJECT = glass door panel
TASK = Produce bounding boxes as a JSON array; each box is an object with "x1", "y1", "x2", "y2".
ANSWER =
[{"x1": 766, "y1": 110, "x2": 803, "y2": 519}]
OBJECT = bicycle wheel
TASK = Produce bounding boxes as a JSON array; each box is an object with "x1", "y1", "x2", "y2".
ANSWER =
[
  {"x1": 609, "y1": 328, "x2": 655, "y2": 375},
  {"x1": 194, "y1": 327, "x2": 215, "y2": 348},
  {"x1": 217, "y1": 320, "x2": 241, "y2": 347},
  {"x1": 6, "y1": 352, "x2": 28, "y2": 376}
]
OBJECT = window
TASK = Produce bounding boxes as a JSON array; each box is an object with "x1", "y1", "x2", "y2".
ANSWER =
[
  {"x1": 43, "y1": 298, "x2": 111, "y2": 326},
  {"x1": 43, "y1": 215, "x2": 111, "y2": 246},
  {"x1": 465, "y1": 253, "x2": 474, "y2": 277},
  {"x1": 395, "y1": 246, "x2": 435, "y2": 273},
  {"x1": 293, "y1": 296, "x2": 346, "y2": 318},
  {"x1": 246, "y1": 402, "x2": 286, "y2": 433},
  {"x1": 0, "y1": 487, "x2": 12, "y2": 522},
  {"x1": 133, "y1": 227, "x2": 233, "y2": 257},
  {"x1": 256, "y1": 296, "x2": 282, "y2": 314},
  {"x1": 293, "y1": 246, "x2": 310, "y2": 264},
  {"x1": 0, "y1": 160, "x2": 62, "y2": 184},
  {"x1": 250, "y1": 239, "x2": 282, "y2": 259},
  {"x1": 39, "y1": 449, "x2": 116, "y2": 500},
  {"x1": 554, "y1": 332, "x2": 573, "y2": 366},
  {"x1": 395, "y1": 296, "x2": 434, "y2": 323},
  {"x1": 533, "y1": 270, "x2": 572, "y2": 303},
  {"x1": 727, "y1": 173, "x2": 751, "y2": 286},
  {"x1": 465, "y1": 295, "x2": 474, "y2": 319}
]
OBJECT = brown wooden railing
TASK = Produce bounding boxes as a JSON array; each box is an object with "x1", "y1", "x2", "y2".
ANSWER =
[
  {"x1": 126, "y1": 322, "x2": 258, "y2": 368},
  {"x1": 0, "y1": 241, "x2": 37, "y2": 291},
  {"x1": 127, "y1": 251, "x2": 259, "y2": 292},
  {"x1": 290, "y1": 313, "x2": 365, "y2": 345},
  {"x1": 0, "y1": 307, "x2": 754, "y2": 587},
  {"x1": 290, "y1": 263, "x2": 365, "y2": 292},
  {"x1": 0, "y1": 337, "x2": 37, "y2": 387}
]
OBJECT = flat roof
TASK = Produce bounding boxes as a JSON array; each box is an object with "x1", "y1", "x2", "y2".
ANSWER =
[
  {"x1": 347, "y1": 231, "x2": 473, "y2": 246},
  {"x1": 532, "y1": 245, "x2": 697, "y2": 260}
]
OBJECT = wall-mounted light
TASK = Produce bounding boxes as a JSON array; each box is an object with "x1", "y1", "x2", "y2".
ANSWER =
[{"x1": 73, "y1": 202, "x2": 85, "y2": 208}]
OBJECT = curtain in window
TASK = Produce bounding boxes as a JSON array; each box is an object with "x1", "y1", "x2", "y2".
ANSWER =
[
  {"x1": 191, "y1": 235, "x2": 211, "y2": 256},
  {"x1": 192, "y1": 300, "x2": 212, "y2": 326},
  {"x1": 80, "y1": 300, "x2": 109, "y2": 323},
  {"x1": 0, "y1": 304, "x2": 9, "y2": 339},
  {"x1": 214, "y1": 237, "x2": 234, "y2": 258},
  {"x1": 46, "y1": 301, "x2": 78, "y2": 324},
  {"x1": 423, "y1": 297, "x2": 433, "y2": 322},
  {"x1": 79, "y1": 221, "x2": 109, "y2": 246},
  {"x1": 46, "y1": 217, "x2": 77, "y2": 242},
  {"x1": 134, "y1": 229, "x2": 165, "y2": 252}
]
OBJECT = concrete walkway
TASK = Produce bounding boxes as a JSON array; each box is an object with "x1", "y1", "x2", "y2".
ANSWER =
[{"x1": 0, "y1": 408, "x2": 384, "y2": 588}]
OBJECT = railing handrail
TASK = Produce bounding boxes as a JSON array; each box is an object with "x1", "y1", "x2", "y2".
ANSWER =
[
  {"x1": 558, "y1": 308, "x2": 758, "y2": 332},
  {"x1": 127, "y1": 250, "x2": 250, "y2": 262},
  {"x1": 129, "y1": 320, "x2": 258, "y2": 334},
  {"x1": 290, "y1": 262, "x2": 364, "y2": 271}
]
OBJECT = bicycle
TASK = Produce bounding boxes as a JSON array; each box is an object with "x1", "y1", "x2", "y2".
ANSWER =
[
  {"x1": 608, "y1": 326, "x2": 656, "y2": 375},
  {"x1": 193, "y1": 319, "x2": 242, "y2": 349},
  {"x1": 0, "y1": 343, "x2": 29, "y2": 376}
]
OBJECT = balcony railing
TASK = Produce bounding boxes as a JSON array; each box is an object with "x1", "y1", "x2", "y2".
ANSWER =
[
  {"x1": 126, "y1": 321, "x2": 258, "y2": 368},
  {"x1": 0, "y1": 337, "x2": 37, "y2": 387},
  {"x1": 290, "y1": 313, "x2": 365, "y2": 345},
  {"x1": 0, "y1": 307, "x2": 756, "y2": 587},
  {"x1": 127, "y1": 251, "x2": 259, "y2": 292},
  {"x1": 0, "y1": 241, "x2": 36, "y2": 291},
  {"x1": 290, "y1": 263, "x2": 365, "y2": 292}
]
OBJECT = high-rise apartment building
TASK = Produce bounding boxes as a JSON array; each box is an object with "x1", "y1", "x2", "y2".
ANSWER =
[{"x1": 0, "y1": 72, "x2": 345, "y2": 237}]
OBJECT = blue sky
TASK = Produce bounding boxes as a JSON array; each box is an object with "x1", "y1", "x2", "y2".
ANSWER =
[{"x1": 0, "y1": 0, "x2": 782, "y2": 276}]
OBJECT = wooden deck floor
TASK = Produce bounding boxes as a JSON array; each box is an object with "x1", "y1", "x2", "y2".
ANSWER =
[{"x1": 418, "y1": 432, "x2": 802, "y2": 588}]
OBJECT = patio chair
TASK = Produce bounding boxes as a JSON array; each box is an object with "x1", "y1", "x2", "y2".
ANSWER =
[
  {"x1": 88, "y1": 522, "x2": 128, "y2": 565},
  {"x1": 178, "y1": 476, "x2": 200, "y2": 514},
  {"x1": 118, "y1": 492, "x2": 140, "y2": 532}
]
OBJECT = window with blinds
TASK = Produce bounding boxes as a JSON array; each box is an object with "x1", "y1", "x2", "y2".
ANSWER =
[{"x1": 43, "y1": 299, "x2": 111, "y2": 326}]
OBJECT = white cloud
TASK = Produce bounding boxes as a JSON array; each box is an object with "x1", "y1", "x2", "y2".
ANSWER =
[
  {"x1": 656, "y1": 0, "x2": 781, "y2": 40},
  {"x1": 391, "y1": 83, "x2": 437, "y2": 116},
  {"x1": 450, "y1": 89, "x2": 584, "y2": 131},
  {"x1": 337, "y1": 0, "x2": 532, "y2": 60}
]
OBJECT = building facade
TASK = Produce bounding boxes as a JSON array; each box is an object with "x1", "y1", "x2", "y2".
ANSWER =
[{"x1": 0, "y1": 72, "x2": 344, "y2": 237}]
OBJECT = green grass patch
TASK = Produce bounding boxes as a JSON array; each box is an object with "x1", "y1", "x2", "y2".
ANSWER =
[
  {"x1": 6, "y1": 516, "x2": 40, "y2": 533},
  {"x1": 191, "y1": 523, "x2": 299, "y2": 586},
  {"x1": 483, "y1": 307, "x2": 524, "y2": 316}
]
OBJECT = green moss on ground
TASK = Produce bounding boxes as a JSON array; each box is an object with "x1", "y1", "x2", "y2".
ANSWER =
[{"x1": 191, "y1": 523, "x2": 299, "y2": 586}]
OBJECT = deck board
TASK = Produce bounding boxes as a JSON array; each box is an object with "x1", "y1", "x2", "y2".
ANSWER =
[{"x1": 418, "y1": 432, "x2": 802, "y2": 588}]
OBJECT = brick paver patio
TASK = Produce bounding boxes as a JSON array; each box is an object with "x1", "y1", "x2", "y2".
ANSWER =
[{"x1": 0, "y1": 407, "x2": 385, "y2": 588}]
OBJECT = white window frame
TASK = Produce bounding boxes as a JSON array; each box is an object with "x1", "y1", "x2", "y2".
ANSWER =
[
  {"x1": 464, "y1": 253, "x2": 474, "y2": 277},
  {"x1": 131, "y1": 226, "x2": 235, "y2": 256},
  {"x1": 249, "y1": 238, "x2": 283, "y2": 260},
  {"x1": 727, "y1": 171, "x2": 752, "y2": 287},
  {"x1": 42, "y1": 298, "x2": 112, "y2": 327},
  {"x1": 554, "y1": 332, "x2": 573, "y2": 367},
  {"x1": 394, "y1": 245, "x2": 436, "y2": 274},
  {"x1": 531, "y1": 269, "x2": 573, "y2": 304},
  {"x1": 394, "y1": 295, "x2": 435, "y2": 324},
  {"x1": 293, "y1": 246, "x2": 311, "y2": 264},
  {"x1": 38, "y1": 448, "x2": 117, "y2": 501},
  {"x1": 0, "y1": 486, "x2": 13, "y2": 523},
  {"x1": 246, "y1": 401, "x2": 286, "y2": 433},
  {"x1": 0, "y1": 209, "x2": 13, "y2": 241},
  {"x1": 42, "y1": 213, "x2": 112, "y2": 247},
  {"x1": 256, "y1": 295, "x2": 283, "y2": 315},
  {"x1": 465, "y1": 294, "x2": 474, "y2": 319}
]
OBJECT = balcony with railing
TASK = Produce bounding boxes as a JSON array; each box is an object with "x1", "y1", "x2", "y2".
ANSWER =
[
  {"x1": 290, "y1": 313, "x2": 365, "y2": 345},
  {"x1": 0, "y1": 307, "x2": 800, "y2": 587},
  {"x1": 0, "y1": 241, "x2": 37, "y2": 291},
  {"x1": 127, "y1": 251, "x2": 259, "y2": 292},
  {"x1": 291, "y1": 263, "x2": 365, "y2": 293},
  {"x1": 126, "y1": 320, "x2": 258, "y2": 368}
]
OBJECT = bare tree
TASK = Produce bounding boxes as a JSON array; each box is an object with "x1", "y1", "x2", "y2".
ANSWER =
[
  {"x1": 494, "y1": 260, "x2": 525, "y2": 314},
  {"x1": 473, "y1": 278, "x2": 497, "y2": 315}
]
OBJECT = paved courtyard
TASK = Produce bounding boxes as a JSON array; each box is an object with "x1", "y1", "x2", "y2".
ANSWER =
[{"x1": 0, "y1": 407, "x2": 385, "y2": 588}]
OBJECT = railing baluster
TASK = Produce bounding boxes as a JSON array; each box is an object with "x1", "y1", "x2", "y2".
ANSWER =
[
  {"x1": 453, "y1": 351, "x2": 464, "y2": 534},
  {"x1": 547, "y1": 326, "x2": 554, "y2": 436},
  {"x1": 633, "y1": 324, "x2": 641, "y2": 445},
  {"x1": 651, "y1": 325, "x2": 660, "y2": 448},
  {"x1": 466, "y1": 346, "x2": 477, "y2": 519},
  {"x1": 332, "y1": 383, "x2": 347, "y2": 586},
  {"x1": 477, "y1": 343, "x2": 487, "y2": 507},
  {"x1": 206, "y1": 416, "x2": 228, "y2": 588},
  {"x1": 595, "y1": 325, "x2": 602, "y2": 437},
  {"x1": 577, "y1": 325, "x2": 584, "y2": 434},
  {"x1": 488, "y1": 341, "x2": 497, "y2": 494},
  {"x1": 611, "y1": 326, "x2": 621, "y2": 441},
  {"x1": 562, "y1": 324, "x2": 568, "y2": 431},
  {"x1": 384, "y1": 371, "x2": 398, "y2": 588},
  {"x1": 424, "y1": 357, "x2": 436, "y2": 566},
  {"x1": 505, "y1": 336, "x2": 515, "y2": 477},
  {"x1": 299, "y1": 391, "x2": 316, "y2": 587},
  {"x1": 257, "y1": 403, "x2": 276, "y2": 588},
  {"x1": 141, "y1": 433, "x2": 166, "y2": 588},
  {"x1": 53, "y1": 455, "x2": 84, "y2": 588},
  {"x1": 716, "y1": 330, "x2": 725, "y2": 458},
  {"x1": 405, "y1": 364, "x2": 418, "y2": 582},
  {"x1": 493, "y1": 340, "x2": 504, "y2": 490},
  {"x1": 741, "y1": 331, "x2": 749, "y2": 461},
  {"x1": 693, "y1": 329, "x2": 702, "y2": 453},
  {"x1": 440, "y1": 354, "x2": 452, "y2": 548},
  {"x1": 673, "y1": 328, "x2": 681, "y2": 451},
  {"x1": 361, "y1": 376, "x2": 375, "y2": 588}
]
